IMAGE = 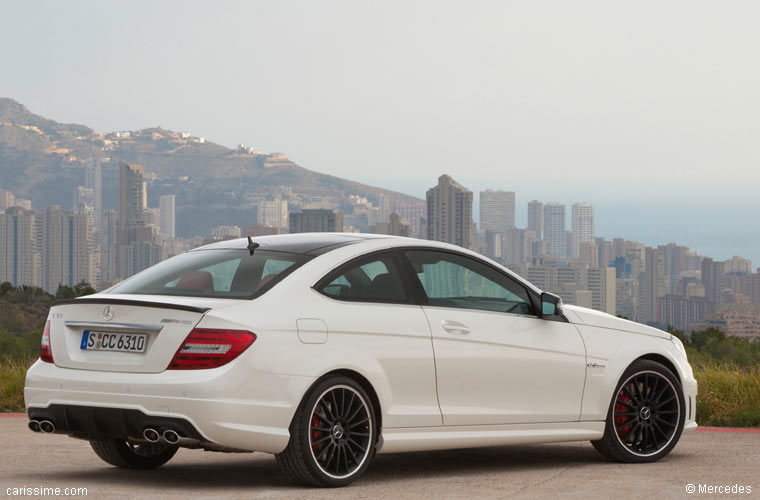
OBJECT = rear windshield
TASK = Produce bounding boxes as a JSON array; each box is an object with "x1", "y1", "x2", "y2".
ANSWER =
[{"x1": 108, "y1": 249, "x2": 311, "y2": 299}]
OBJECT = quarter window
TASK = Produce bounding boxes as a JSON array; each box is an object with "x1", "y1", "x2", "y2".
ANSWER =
[
  {"x1": 317, "y1": 254, "x2": 409, "y2": 304},
  {"x1": 402, "y1": 250, "x2": 533, "y2": 315}
]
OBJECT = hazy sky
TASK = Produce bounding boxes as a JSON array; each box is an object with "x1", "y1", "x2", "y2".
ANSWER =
[{"x1": 1, "y1": 1, "x2": 759, "y2": 263}]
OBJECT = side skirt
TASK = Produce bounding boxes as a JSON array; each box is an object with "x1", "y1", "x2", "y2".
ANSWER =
[{"x1": 377, "y1": 421, "x2": 605, "y2": 454}]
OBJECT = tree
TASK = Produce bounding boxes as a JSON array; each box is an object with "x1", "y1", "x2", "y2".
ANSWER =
[
  {"x1": 55, "y1": 281, "x2": 96, "y2": 300},
  {"x1": 690, "y1": 327, "x2": 725, "y2": 350}
]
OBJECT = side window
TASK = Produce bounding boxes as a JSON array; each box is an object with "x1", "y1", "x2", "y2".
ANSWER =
[
  {"x1": 403, "y1": 250, "x2": 534, "y2": 315},
  {"x1": 317, "y1": 254, "x2": 409, "y2": 304}
]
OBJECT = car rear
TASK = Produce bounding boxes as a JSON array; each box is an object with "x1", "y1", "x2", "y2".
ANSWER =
[{"x1": 24, "y1": 240, "x2": 325, "y2": 454}]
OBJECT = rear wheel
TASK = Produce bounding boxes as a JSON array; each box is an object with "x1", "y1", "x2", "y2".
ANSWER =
[
  {"x1": 592, "y1": 359, "x2": 685, "y2": 463},
  {"x1": 90, "y1": 439, "x2": 178, "y2": 469},
  {"x1": 276, "y1": 375, "x2": 377, "y2": 487}
]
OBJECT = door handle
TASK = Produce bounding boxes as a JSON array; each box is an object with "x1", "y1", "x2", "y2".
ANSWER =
[{"x1": 441, "y1": 320, "x2": 471, "y2": 334}]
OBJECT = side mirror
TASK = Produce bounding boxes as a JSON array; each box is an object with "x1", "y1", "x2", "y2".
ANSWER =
[{"x1": 540, "y1": 292, "x2": 563, "y2": 318}]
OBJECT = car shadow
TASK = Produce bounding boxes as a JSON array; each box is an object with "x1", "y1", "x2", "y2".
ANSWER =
[{"x1": 19, "y1": 442, "x2": 690, "y2": 490}]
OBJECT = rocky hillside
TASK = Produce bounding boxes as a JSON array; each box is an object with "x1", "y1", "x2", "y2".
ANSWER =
[{"x1": 0, "y1": 98, "x2": 420, "y2": 236}]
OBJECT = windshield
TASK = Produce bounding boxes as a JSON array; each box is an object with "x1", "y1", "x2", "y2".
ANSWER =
[{"x1": 108, "y1": 249, "x2": 311, "y2": 299}]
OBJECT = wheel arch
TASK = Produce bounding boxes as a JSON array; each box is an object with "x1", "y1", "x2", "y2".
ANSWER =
[
  {"x1": 318, "y1": 368, "x2": 383, "y2": 434},
  {"x1": 633, "y1": 353, "x2": 681, "y2": 385}
]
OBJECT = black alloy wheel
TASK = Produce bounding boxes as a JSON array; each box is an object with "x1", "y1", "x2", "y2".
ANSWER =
[
  {"x1": 308, "y1": 384, "x2": 373, "y2": 478},
  {"x1": 592, "y1": 359, "x2": 685, "y2": 463},
  {"x1": 613, "y1": 371, "x2": 680, "y2": 455},
  {"x1": 276, "y1": 375, "x2": 377, "y2": 487}
]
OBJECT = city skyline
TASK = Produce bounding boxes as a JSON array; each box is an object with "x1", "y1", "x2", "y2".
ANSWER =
[
  {"x1": 2, "y1": 165, "x2": 757, "y2": 269},
  {"x1": 3, "y1": 162, "x2": 760, "y2": 339}
]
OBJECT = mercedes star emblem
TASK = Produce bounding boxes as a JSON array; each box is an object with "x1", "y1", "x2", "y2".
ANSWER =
[{"x1": 103, "y1": 305, "x2": 114, "y2": 321}]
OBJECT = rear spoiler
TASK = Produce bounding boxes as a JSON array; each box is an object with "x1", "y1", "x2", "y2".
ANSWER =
[{"x1": 52, "y1": 297, "x2": 211, "y2": 314}]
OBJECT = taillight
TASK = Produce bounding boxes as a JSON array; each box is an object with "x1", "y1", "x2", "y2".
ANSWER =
[
  {"x1": 40, "y1": 320, "x2": 53, "y2": 363},
  {"x1": 167, "y1": 328, "x2": 256, "y2": 370}
]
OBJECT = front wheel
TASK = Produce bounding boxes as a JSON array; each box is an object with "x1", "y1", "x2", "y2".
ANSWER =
[
  {"x1": 276, "y1": 375, "x2": 377, "y2": 487},
  {"x1": 90, "y1": 439, "x2": 178, "y2": 469},
  {"x1": 592, "y1": 359, "x2": 685, "y2": 463}
]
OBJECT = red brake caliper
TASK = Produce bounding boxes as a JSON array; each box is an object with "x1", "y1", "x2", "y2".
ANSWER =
[
  {"x1": 311, "y1": 414, "x2": 322, "y2": 452},
  {"x1": 615, "y1": 390, "x2": 631, "y2": 437}
]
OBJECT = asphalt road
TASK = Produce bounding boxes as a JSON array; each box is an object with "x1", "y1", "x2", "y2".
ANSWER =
[{"x1": 0, "y1": 417, "x2": 757, "y2": 499}]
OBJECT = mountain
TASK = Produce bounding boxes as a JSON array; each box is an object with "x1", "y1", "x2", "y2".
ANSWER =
[{"x1": 0, "y1": 98, "x2": 421, "y2": 236}]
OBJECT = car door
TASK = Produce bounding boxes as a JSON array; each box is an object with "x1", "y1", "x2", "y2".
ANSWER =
[
  {"x1": 313, "y1": 251, "x2": 442, "y2": 428},
  {"x1": 399, "y1": 249, "x2": 587, "y2": 426}
]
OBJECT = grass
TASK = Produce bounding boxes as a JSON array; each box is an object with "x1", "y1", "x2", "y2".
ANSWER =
[
  {"x1": 0, "y1": 356, "x2": 33, "y2": 413},
  {"x1": 1, "y1": 356, "x2": 758, "y2": 427},
  {"x1": 693, "y1": 362, "x2": 760, "y2": 427}
]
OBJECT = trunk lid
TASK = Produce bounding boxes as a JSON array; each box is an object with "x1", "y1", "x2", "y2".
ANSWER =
[{"x1": 48, "y1": 294, "x2": 244, "y2": 373}]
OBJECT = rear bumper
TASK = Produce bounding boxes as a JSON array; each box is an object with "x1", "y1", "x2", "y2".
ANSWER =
[
  {"x1": 28, "y1": 405, "x2": 206, "y2": 442},
  {"x1": 24, "y1": 359, "x2": 316, "y2": 454}
]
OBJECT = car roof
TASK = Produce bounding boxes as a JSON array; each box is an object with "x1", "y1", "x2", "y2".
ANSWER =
[
  {"x1": 192, "y1": 233, "x2": 394, "y2": 256},
  {"x1": 194, "y1": 233, "x2": 542, "y2": 295}
]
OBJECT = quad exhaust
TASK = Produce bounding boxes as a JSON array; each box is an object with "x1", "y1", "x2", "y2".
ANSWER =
[{"x1": 29, "y1": 417, "x2": 208, "y2": 449}]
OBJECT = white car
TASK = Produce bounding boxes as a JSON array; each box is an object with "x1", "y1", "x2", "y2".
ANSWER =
[{"x1": 25, "y1": 233, "x2": 697, "y2": 487}]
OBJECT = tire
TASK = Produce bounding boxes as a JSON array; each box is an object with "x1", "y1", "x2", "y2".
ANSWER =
[
  {"x1": 90, "y1": 439, "x2": 178, "y2": 469},
  {"x1": 591, "y1": 359, "x2": 685, "y2": 463},
  {"x1": 276, "y1": 375, "x2": 377, "y2": 487}
]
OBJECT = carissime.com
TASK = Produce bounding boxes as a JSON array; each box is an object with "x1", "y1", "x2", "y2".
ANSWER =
[{"x1": 6, "y1": 486, "x2": 88, "y2": 496}]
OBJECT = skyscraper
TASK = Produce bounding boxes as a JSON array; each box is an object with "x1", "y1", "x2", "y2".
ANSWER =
[
  {"x1": 73, "y1": 186, "x2": 99, "y2": 287},
  {"x1": 372, "y1": 212, "x2": 412, "y2": 237},
  {"x1": 0, "y1": 207, "x2": 40, "y2": 287},
  {"x1": 118, "y1": 163, "x2": 145, "y2": 230},
  {"x1": 113, "y1": 162, "x2": 162, "y2": 282},
  {"x1": 393, "y1": 202, "x2": 426, "y2": 239},
  {"x1": 100, "y1": 209, "x2": 119, "y2": 284},
  {"x1": 258, "y1": 198, "x2": 288, "y2": 231},
  {"x1": 641, "y1": 247, "x2": 666, "y2": 324},
  {"x1": 377, "y1": 193, "x2": 392, "y2": 222},
  {"x1": 527, "y1": 200, "x2": 544, "y2": 240},
  {"x1": 426, "y1": 174, "x2": 473, "y2": 249},
  {"x1": 0, "y1": 189, "x2": 16, "y2": 210},
  {"x1": 289, "y1": 209, "x2": 344, "y2": 233},
  {"x1": 479, "y1": 190, "x2": 515, "y2": 235},
  {"x1": 701, "y1": 257, "x2": 725, "y2": 308},
  {"x1": 502, "y1": 228, "x2": 536, "y2": 266},
  {"x1": 571, "y1": 202, "x2": 594, "y2": 259},
  {"x1": 39, "y1": 206, "x2": 91, "y2": 293},
  {"x1": 588, "y1": 266, "x2": 616, "y2": 315},
  {"x1": 84, "y1": 158, "x2": 102, "y2": 242},
  {"x1": 659, "y1": 243, "x2": 690, "y2": 277},
  {"x1": 544, "y1": 203, "x2": 566, "y2": 259},
  {"x1": 159, "y1": 195, "x2": 176, "y2": 239}
]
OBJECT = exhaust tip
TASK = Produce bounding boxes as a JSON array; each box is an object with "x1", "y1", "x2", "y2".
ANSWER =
[
  {"x1": 143, "y1": 428, "x2": 160, "y2": 443},
  {"x1": 39, "y1": 420, "x2": 55, "y2": 433},
  {"x1": 163, "y1": 430, "x2": 179, "y2": 444},
  {"x1": 28, "y1": 420, "x2": 41, "y2": 432}
]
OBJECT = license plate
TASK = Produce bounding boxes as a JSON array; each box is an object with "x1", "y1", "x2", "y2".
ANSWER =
[{"x1": 80, "y1": 330, "x2": 147, "y2": 353}]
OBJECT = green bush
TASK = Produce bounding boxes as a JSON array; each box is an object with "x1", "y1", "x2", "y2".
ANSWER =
[{"x1": 0, "y1": 356, "x2": 34, "y2": 412}]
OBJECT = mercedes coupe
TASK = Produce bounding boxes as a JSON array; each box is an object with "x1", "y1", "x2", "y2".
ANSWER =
[{"x1": 24, "y1": 233, "x2": 697, "y2": 486}]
